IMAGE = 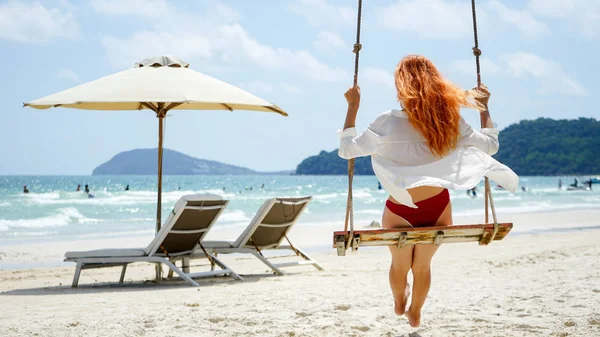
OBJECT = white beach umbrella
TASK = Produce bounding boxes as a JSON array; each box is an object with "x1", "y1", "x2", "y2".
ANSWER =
[
  {"x1": 24, "y1": 56, "x2": 287, "y2": 279},
  {"x1": 25, "y1": 56, "x2": 287, "y2": 115}
]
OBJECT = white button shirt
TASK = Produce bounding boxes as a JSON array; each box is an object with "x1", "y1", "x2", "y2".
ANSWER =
[{"x1": 338, "y1": 109, "x2": 519, "y2": 207}]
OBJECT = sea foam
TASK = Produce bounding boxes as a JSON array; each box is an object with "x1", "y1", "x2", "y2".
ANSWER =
[{"x1": 0, "y1": 207, "x2": 88, "y2": 230}]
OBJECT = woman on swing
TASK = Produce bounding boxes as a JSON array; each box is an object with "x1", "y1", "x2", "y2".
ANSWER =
[{"x1": 338, "y1": 55, "x2": 517, "y2": 327}]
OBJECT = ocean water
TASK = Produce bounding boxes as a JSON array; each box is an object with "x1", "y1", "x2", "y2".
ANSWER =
[{"x1": 1, "y1": 175, "x2": 599, "y2": 245}]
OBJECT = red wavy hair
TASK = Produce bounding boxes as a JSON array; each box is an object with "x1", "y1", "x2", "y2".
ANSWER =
[{"x1": 395, "y1": 55, "x2": 478, "y2": 157}]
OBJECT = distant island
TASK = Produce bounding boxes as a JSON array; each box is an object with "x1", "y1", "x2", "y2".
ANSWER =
[
  {"x1": 295, "y1": 117, "x2": 600, "y2": 176},
  {"x1": 93, "y1": 149, "x2": 293, "y2": 175}
]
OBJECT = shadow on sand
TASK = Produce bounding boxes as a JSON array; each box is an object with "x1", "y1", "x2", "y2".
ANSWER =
[
  {"x1": 0, "y1": 273, "x2": 276, "y2": 296},
  {"x1": 396, "y1": 332, "x2": 422, "y2": 337}
]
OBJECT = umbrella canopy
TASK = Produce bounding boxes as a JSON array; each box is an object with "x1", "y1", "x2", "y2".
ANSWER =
[
  {"x1": 24, "y1": 56, "x2": 288, "y2": 281},
  {"x1": 25, "y1": 56, "x2": 286, "y2": 115}
]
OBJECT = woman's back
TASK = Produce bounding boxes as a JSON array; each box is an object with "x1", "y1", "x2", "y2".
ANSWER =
[
  {"x1": 338, "y1": 107, "x2": 512, "y2": 208},
  {"x1": 341, "y1": 108, "x2": 500, "y2": 162},
  {"x1": 374, "y1": 112, "x2": 453, "y2": 202},
  {"x1": 370, "y1": 109, "x2": 443, "y2": 166}
]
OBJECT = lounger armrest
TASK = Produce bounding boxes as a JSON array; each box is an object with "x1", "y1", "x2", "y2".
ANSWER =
[
  {"x1": 65, "y1": 248, "x2": 146, "y2": 259},
  {"x1": 200, "y1": 241, "x2": 236, "y2": 249}
]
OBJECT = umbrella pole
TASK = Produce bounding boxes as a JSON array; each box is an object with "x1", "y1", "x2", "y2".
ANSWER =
[{"x1": 155, "y1": 106, "x2": 166, "y2": 282}]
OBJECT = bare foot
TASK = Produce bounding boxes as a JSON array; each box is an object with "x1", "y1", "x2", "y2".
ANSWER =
[
  {"x1": 405, "y1": 306, "x2": 421, "y2": 327},
  {"x1": 394, "y1": 283, "x2": 411, "y2": 316}
]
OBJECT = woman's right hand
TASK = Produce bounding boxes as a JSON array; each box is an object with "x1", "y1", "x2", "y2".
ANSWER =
[
  {"x1": 473, "y1": 83, "x2": 490, "y2": 109},
  {"x1": 474, "y1": 83, "x2": 494, "y2": 129}
]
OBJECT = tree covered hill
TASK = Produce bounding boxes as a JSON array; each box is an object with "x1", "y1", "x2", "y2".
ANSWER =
[
  {"x1": 296, "y1": 150, "x2": 374, "y2": 175},
  {"x1": 494, "y1": 118, "x2": 600, "y2": 175},
  {"x1": 295, "y1": 118, "x2": 600, "y2": 176}
]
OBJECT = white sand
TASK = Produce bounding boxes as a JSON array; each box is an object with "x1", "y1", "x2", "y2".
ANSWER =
[{"x1": 1, "y1": 210, "x2": 600, "y2": 336}]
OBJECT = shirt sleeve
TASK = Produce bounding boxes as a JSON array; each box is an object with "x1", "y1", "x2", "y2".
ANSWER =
[
  {"x1": 458, "y1": 117, "x2": 500, "y2": 155},
  {"x1": 337, "y1": 114, "x2": 388, "y2": 159}
]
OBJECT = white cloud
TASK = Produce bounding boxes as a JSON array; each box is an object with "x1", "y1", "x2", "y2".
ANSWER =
[
  {"x1": 100, "y1": 4, "x2": 348, "y2": 82},
  {"x1": 528, "y1": 0, "x2": 599, "y2": 38},
  {"x1": 219, "y1": 24, "x2": 348, "y2": 82},
  {"x1": 528, "y1": 0, "x2": 583, "y2": 16},
  {"x1": 314, "y1": 31, "x2": 345, "y2": 54},
  {"x1": 101, "y1": 31, "x2": 213, "y2": 68},
  {"x1": 55, "y1": 69, "x2": 80, "y2": 82},
  {"x1": 240, "y1": 81, "x2": 304, "y2": 95},
  {"x1": 0, "y1": 1, "x2": 79, "y2": 43},
  {"x1": 91, "y1": 0, "x2": 174, "y2": 17},
  {"x1": 240, "y1": 81, "x2": 273, "y2": 94},
  {"x1": 362, "y1": 68, "x2": 395, "y2": 89},
  {"x1": 289, "y1": 0, "x2": 355, "y2": 27},
  {"x1": 280, "y1": 83, "x2": 304, "y2": 95},
  {"x1": 378, "y1": 0, "x2": 562, "y2": 40},
  {"x1": 501, "y1": 52, "x2": 588, "y2": 96},
  {"x1": 92, "y1": 0, "x2": 240, "y2": 23},
  {"x1": 488, "y1": 1, "x2": 549, "y2": 39},
  {"x1": 449, "y1": 58, "x2": 501, "y2": 76},
  {"x1": 210, "y1": 2, "x2": 241, "y2": 23},
  {"x1": 379, "y1": 0, "x2": 474, "y2": 39},
  {"x1": 58, "y1": 0, "x2": 78, "y2": 12}
]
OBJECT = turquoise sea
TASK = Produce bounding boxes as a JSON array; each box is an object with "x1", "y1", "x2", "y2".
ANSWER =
[{"x1": 1, "y1": 175, "x2": 599, "y2": 245}]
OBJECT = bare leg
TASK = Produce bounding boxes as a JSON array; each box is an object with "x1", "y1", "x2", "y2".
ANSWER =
[
  {"x1": 405, "y1": 245, "x2": 438, "y2": 327},
  {"x1": 389, "y1": 247, "x2": 413, "y2": 315},
  {"x1": 406, "y1": 201, "x2": 453, "y2": 327},
  {"x1": 382, "y1": 206, "x2": 414, "y2": 316}
]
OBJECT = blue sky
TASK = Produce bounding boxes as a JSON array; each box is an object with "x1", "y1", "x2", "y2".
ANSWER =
[{"x1": 1, "y1": 0, "x2": 598, "y2": 175}]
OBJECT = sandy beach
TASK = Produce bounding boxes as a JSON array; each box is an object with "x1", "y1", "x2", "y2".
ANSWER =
[
  {"x1": 2, "y1": 0, "x2": 598, "y2": 336},
  {"x1": 1, "y1": 209, "x2": 599, "y2": 337}
]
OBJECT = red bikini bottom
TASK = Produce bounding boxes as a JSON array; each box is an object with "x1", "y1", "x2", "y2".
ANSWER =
[{"x1": 385, "y1": 189, "x2": 450, "y2": 227}]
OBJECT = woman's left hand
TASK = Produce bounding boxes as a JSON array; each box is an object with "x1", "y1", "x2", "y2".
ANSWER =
[{"x1": 344, "y1": 85, "x2": 361, "y2": 110}]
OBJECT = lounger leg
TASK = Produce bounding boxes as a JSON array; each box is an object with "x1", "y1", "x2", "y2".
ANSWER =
[
  {"x1": 155, "y1": 263, "x2": 162, "y2": 283},
  {"x1": 165, "y1": 259, "x2": 188, "y2": 279},
  {"x1": 166, "y1": 258, "x2": 185, "y2": 279},
  {"x1": 182, "y1": 257, "x2": 190, "y2": 273},
  {"x1": 211, "y1": 253, "x2": 217, "y2": 271},
  {"x1": 119, "y1": 264, "x2": 128, "y2": 283},
  {"x1": 163, "y1": 260, "x2": 200, "y2": 287},
  {"x1": 72, "y1": 263, "x2": 82, "y2": 288},
  {"x1": 210, "y1": 254, "x2": 244, "y2": 281},
  {"x1": 294, "y1": 247, "x2": 325, "y2": 271},
  {"x1": 252, "y1": 251, "x2": 284, "y2": 276}
]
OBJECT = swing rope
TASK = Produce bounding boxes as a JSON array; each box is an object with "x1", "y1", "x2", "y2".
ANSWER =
[
  {"x1": 344, "y1": 0, "x2": 363, "y2": 245},
  {"x1": 470, "y1": 0, "x2": 498, "y2": 225}
]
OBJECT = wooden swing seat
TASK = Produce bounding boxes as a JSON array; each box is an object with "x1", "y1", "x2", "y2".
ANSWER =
[{"x1": 333, "y1": 222, "x2": 512, "y2": 256}]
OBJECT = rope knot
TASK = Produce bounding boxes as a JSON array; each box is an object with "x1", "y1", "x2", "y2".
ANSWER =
[
  {"x1": 353, "y1": 43, "x2": 362, "y2": 53},
  {"x1": 472, "y1": 47, "x2": 482, "y2": 57}
]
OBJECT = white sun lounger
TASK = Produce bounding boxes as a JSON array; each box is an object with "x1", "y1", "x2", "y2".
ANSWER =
[
  {"x1": 64, "y1": 194, "x2": 243, "y2": 287},
  {"x1": 196, "y1": 196, "x2": 324, "y2": 275}
]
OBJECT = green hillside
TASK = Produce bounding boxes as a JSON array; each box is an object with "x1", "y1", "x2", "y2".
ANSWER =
[
  {"x1": 296, "y1": 150, "x2": 374, "y2": 175},
  {"x1": 296, "y1": 118, "x2": 600, "y2": 176},
  {"x1": 494, "y1": 118, "x2": 600, "y2": 175}
]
